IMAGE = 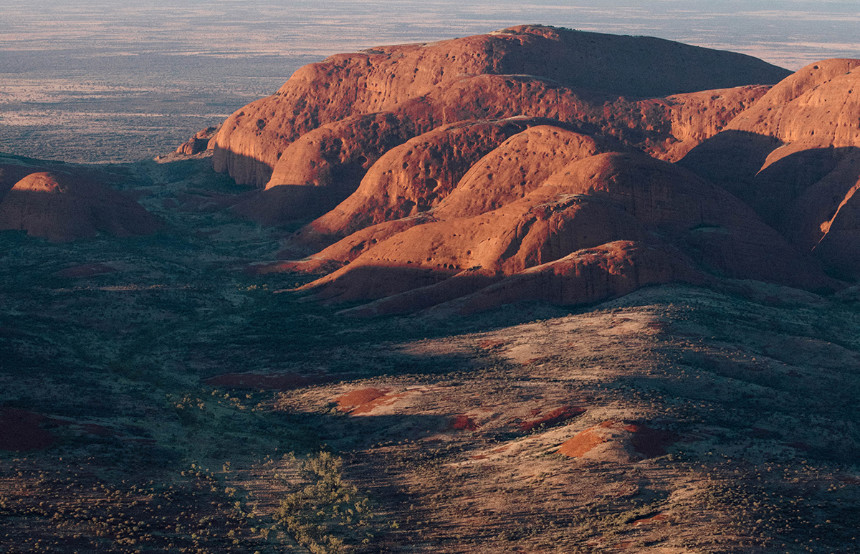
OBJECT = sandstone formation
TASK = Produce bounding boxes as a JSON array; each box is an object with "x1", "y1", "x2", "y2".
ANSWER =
[
  {"x1": 726, "y1": 59, "x2": 860, "y2": 149},
  {"x1": 266, "y1": 113, "x2": 417, "y2": 191},
  {"x1": 299, "y1": 118, "x2": 545, "y2": 242},
  {"x1": 1, "y1": 163, "x2": 41, "y2": 201},
  {"x1": 300, "y1": 151, "x2": 829, "y2": 315},
  {"x1": 273, "y1": 123, "x2": 609, "y2": 271},
  {"x1": 680, "y1": 60, "x2": 860, "y2": 277},
  {"x1": 235, "y1": 113, "x2": 420, "y2": 227},
  {"x1": 433, "y1": 125, "x2": 605, "y2": 220},
  {"x1": 0, "y1": 171, "x2": 162, "y2": 242},
  {"x1": 0, "y1": 157, "x2": 64, "y2": 201},
  {"x1": 213, "y1": 25, "x2": 789, "y2": 187},
  {"x1": 204, "y1": 26, "x2": 859, "y2": 313},
  {"x1": 657, "y1": 85, "x2": 773, "y2": 160},
  {"x1": 175, "y1": 126, "x2": 219, "y2": 156}
]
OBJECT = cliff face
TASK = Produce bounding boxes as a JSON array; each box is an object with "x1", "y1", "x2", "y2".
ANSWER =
[{"x1": 212, "y1": 25, "x2": 789, "y2": 187}]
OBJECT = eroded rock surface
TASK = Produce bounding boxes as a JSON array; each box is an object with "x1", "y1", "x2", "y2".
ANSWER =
[
  {"x1": 205, "y1": 26, "x2": 858, "y2": 313},
  {"x1": 213, "y1": 25, "x2": 789, "y2": 187}
]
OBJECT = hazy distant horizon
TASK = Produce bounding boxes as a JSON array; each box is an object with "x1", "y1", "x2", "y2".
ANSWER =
[{"x1": 1, "y1": 0, "x2": 858, "y2": 163}]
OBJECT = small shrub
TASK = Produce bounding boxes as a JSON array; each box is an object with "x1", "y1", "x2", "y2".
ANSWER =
[{"x1": 274, "y1": 452, "x2": 376, "y2": 553}]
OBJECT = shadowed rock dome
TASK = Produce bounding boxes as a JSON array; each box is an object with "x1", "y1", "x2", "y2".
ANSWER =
[{"x1": 0, "y1": 171, "x2": 162, "y2": 242}]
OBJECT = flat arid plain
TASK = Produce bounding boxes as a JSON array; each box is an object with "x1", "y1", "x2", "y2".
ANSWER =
[{"x1": 1, "y1": 8, "x2": 859, "y2": 554}]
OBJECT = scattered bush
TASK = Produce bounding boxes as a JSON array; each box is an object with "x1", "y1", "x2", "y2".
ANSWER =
[{"x1": 274, "y1": 451, "x2": 375, "y2": 553}]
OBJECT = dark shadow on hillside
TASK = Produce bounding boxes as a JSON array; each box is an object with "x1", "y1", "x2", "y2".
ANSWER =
[
  {"x1": 212, "y1": 148, "x2": 273, "y2": 188},
  {"x1": 0, "y1": 187, "x2": 163, "y2": 242},
  {"x1": 679, "y1": 132, "x2": 859, "y2": 222},
  {"x1": 679, "y1": 134, "x2": 860, "y2": 276},
  {"x1": 232, "y1": 184, "x2": 350, "y2": 228},
  {"x1": 753, "y1": 146, "x2": 860, "y2": 229},
  {"x1": 677, "y1": 130, "x2": 784, "y2": 203}
]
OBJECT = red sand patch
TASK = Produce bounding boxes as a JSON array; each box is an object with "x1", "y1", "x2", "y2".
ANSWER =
[
  {"x1": 56, "y1": 263, "x2": 116, "y2": 278},
  {"x1": 204, "y1": 372, "x2": 332, "y2": 390},
  {"x1": 519, "y1": 406, "x2": 586, "y2": 432},
  {"x1": 558, "y1": 428, "x2": 606, "y2": 457},
  {"x1": 335, "y1": 388, "x2": 405, "y2": 414},
  {"x1": 477, "y1": 339, "x2": 506, "y2": 350},
  {"x1": 449, "y1": 415, "x2": 478, "y2": 431},
  {"x1": 558, "y1": 421, "x2": 676, "y2": 459},
  {"x1": 0, "y1": 408, "x2": 55, "y2": 451}
]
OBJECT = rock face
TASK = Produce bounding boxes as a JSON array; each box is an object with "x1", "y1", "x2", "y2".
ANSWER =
[
  {"x1": 434, "y1": 125, "x2": 605, "y2": 220},
  {"x1": 726, "y1": 59, "x2": 860, "y2": 148},
  {"x1": 681, "y1": 59, "x2": 860, "y2": 277},
  {"x1": 213, "y1": 25, "x2": 789, "y2": 188},
  {"x1": 175, "y1": 126, "x2": 219, "y2": 156},
  {"x1": 0, "y1": 158, "x2": 62, "y2": 202},
  {"x1": 299, "y1": 118, "x2": 547, "y2": 242},
  {"x1": 300, "y1": 152, "x2": 827, "y2": 315},
  {"x1": 208, "y1": 26, "x2": 859, "y2": 314},
  {"x1": 0, "y1": 171, "x2": 161, "y2": 242}
]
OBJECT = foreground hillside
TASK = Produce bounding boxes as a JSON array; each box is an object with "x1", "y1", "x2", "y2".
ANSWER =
[
  {"x1": 1, "y1": 25, "x2": 859, "y2": 553},
  {"x1": 0, "y1": 152, "x2": 858, "y2": 551}
]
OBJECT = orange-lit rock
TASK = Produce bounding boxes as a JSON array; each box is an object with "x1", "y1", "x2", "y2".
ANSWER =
[{"x1": 213, "y1": 25, "x2": 789, "y2": 187}]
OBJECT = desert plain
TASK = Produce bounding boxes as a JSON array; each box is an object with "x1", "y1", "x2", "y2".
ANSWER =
[{"x1": 1, "y1": 23, "x2": 859, "y2": 553}]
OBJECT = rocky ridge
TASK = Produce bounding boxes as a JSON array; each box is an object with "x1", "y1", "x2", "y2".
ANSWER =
[{"x1": 212, "y1": 25, "x2": 789, "y2": 188}]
